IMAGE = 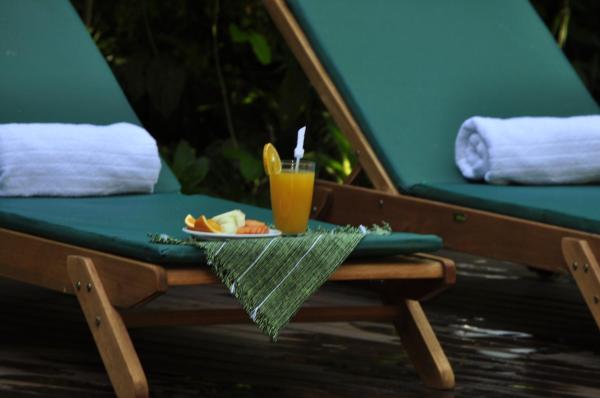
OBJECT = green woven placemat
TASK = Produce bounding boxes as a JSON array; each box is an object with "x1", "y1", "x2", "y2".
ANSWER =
[{"x1": 151, "y1": 226, "x2": 388, "y2": 339}]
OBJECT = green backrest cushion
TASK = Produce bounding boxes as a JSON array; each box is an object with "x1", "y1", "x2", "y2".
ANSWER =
[
  {"x1": 0, "y1": 0, "x2": 180, "y2": 193},
  {"x1": 0, "y1": 193, "x2": 442, "y2": 264},
  {"x1": 288, "y1": 0, "x2": 599, "y2": 190}
]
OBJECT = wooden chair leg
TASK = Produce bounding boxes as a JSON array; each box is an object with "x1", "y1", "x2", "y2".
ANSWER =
[
  {"x1": 562, "y1": 238, "x2": 600, "y2": 330},
  {"x1": 67, "y1": 256, "x2": 149, "y2": 398},
  {"x1": 382, "y1": 283, "x2": 454, "y2": 389}
]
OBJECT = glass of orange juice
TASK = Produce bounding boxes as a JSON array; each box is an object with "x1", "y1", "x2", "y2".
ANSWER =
[{"x1": 269, "y1": 160, "x2": 315, "y2": 234}]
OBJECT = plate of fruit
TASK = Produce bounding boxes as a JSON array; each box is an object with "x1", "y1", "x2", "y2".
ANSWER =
[{"x1": 183, "y1": 210, "x2": 281, "y2": 239}]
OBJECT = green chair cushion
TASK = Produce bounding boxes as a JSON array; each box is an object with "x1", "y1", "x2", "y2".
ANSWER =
[
  {"x1": 412, "y1": 182, "x2": 600, "y2": 234},
  {"x1": 0, "y1": 193, "x2": 442, "y2": 265},
  {"x1": 0, "y1": 0, "x2": 180, "y2": 193},
  {"x1": 288, "y1": 0, "x2": 599, "y2": 190}
]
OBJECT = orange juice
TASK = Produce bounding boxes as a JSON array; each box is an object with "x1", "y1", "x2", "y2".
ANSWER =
[{"x1": 269, "y1": 161, "x2": 315, "y2": 234}]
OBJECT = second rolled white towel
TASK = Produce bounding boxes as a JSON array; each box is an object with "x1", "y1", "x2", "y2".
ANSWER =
[{"x1": 455, "y1": 115, "x2": 600, "y2": 185}]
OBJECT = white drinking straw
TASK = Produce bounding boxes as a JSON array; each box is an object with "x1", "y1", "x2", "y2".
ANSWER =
[{"x1": 294, "y1": 126, "x2": 306, "y2": 171}]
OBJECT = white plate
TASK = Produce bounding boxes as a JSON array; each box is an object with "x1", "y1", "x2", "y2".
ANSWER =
[{"x1": 182, "y1": 227, "x2": 282, "y2": 240}]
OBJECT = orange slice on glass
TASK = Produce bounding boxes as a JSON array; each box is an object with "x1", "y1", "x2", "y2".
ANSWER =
[
  {"x1": 263, "y1": 143, "x2": 281, "y2": 176},
  {"x1": 194, "y1": 215, "x2": 223, "y2": 233}
]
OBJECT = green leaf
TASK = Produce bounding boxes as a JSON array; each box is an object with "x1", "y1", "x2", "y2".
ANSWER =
[
  {"x1": 248, "y1": 32, "x2": 271, "y2": 65},
  {"x1": 229, "y1": 24, "x2": 271, "y2": 65},
  {"x1": 221, "y1": 146, "x2": 243, "y2": 160},
  {"x1": 342, "y1": 157, "x2": 352, "y2": 176},
  {"x1": 239, "y1": 153, "x2": 263, "y2": 182},
  {"x1": 182, "y1": 157, "x2": 210, "y2": 189},
  {"x1": 242, "y1": 90, "x2": 261, "y2": 105},
  {"x1": 328, "y1": 121, "x2": 353, "y2": 155},
  {"x1": 228, "y1": 23, "x2": 248, "y2": 43},
  {"x1": 221, "y1": 146, "x2": 262, "y2": 182},
  {"x1": 172, "y1": 140, "x2": 196, "y2": 175}
]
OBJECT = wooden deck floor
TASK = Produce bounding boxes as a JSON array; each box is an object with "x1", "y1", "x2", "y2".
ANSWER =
[{"x1": 1, "y1": 251, "x2": 599, "y2": 397}]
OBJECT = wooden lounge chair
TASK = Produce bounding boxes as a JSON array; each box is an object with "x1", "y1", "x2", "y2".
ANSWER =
[
  {"x1": 263, "y1": 0, "x2": 600, "y2": 329},
  {"x1": 0, "y1": 1, "x2": 456, "y2": 396}
]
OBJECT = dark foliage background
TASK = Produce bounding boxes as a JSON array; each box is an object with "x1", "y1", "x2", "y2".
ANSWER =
[
  {"x1": 70, "y1": 0, "x2": 599, "y2": 206},
  {"x1": 531, "y1": 0, "x2": 600, "y2": 99}
]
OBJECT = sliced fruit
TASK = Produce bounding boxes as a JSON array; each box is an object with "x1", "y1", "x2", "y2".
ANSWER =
[
  {"x1": 262, "y1": 143, "x2": 281, "y2": 176},
  {"x1": 237, "y1": 224, "x2": 269, "y2": 234},
  {"x1": 217, "y1": 220, "x2": 237, "y2": 234},
  {"x1": 245, "y1": 219, "x2": 267, "y2": 227},
  {"x1": 184, "y1": 214, "x2": 196, "y2": 229},
  {"x1": 237, "y1": 219, "x2": 269, "y2": 234},
  {"x1": 193, "y1": 215, "x2": 223, "y2": 233},
  {"x1": 211, "y1": 209, "x2": 245, "y2": 233}
]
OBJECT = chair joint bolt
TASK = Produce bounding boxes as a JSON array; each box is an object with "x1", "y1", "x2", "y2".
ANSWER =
[
  {"x1": 86, "y1": 282, "x2": 93, "y2": 292},
  {"x1": 453, "y1": 212, "x2": 467, "y2": 223}
]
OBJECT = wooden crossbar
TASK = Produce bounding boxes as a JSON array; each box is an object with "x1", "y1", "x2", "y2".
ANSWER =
[
  {"x1": 121, "y1": 305, "x2": 403, "y2": 328},
  {"x1": 166, "y1": 257, "x2": 446, "y2": 287}
]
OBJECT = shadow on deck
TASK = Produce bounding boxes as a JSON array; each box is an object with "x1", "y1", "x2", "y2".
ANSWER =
[{"x1": 0, "y1": 251, "x2": 599, "y2": 397}]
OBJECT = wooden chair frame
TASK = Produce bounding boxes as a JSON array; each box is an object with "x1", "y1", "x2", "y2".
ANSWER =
[
  {"x1": 0, "y1": 227, "x2": 456, "y2": 397},
  {"x1": 262, "y1": 0, "x2": 600, "y2": 330}
]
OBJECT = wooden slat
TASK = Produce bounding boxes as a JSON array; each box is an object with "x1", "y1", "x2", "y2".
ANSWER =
[
  {"x1": 121, "y1": 305, "x2": 404, "y2": 328},
  {"x1": 167, "y1": 269, "x2": 220, "y2": 286},
  {"x1": 67, "y1": 256, "x2": 148, "y2": 398},
  {"x1": 411, "y1": 252, "x2": 456, "y2": 286},
  {"x1": 167, "y1": 256, "x2": 446, "y2": 287},
  {"x1": 381, "y1": 281, "x2": 455, "y2": 390},
  {"x1": 0, "y1": 228, "x2": 168, "y2": 308},
  {"x1": 314, "y1": 180, "x2": 600, "y2": 273},
  {"x1": 562, "y1": 238, "x2": 600, "y2": 330},
  {"x1": 263, "y1": 0, "x2": 398, "y2": 194},
  {"x1": 330, "y1": 260, "x2": 444, "y2": 281},
  {"x1": 394, "y1": 300, "x2": 454, "y2": 389}
]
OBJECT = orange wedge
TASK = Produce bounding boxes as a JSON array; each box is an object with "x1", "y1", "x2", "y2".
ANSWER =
[
  {"x1": 263, "y1": 143, "x2": 281, "y2": 176},
  {"x1": 194, "y1": 215, "x2": 223, "y2": 233},
  {"x1": 184, "y1": 214, "x2": 196, "y2": 229}
]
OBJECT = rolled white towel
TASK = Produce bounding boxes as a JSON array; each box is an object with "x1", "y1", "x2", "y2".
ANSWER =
[
  {"x1": 455, "y1": 115, "x2": 600, "y2": 185},
  {"x1": 0, "y1": 122, "x2": 161, "y2": 196}
]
